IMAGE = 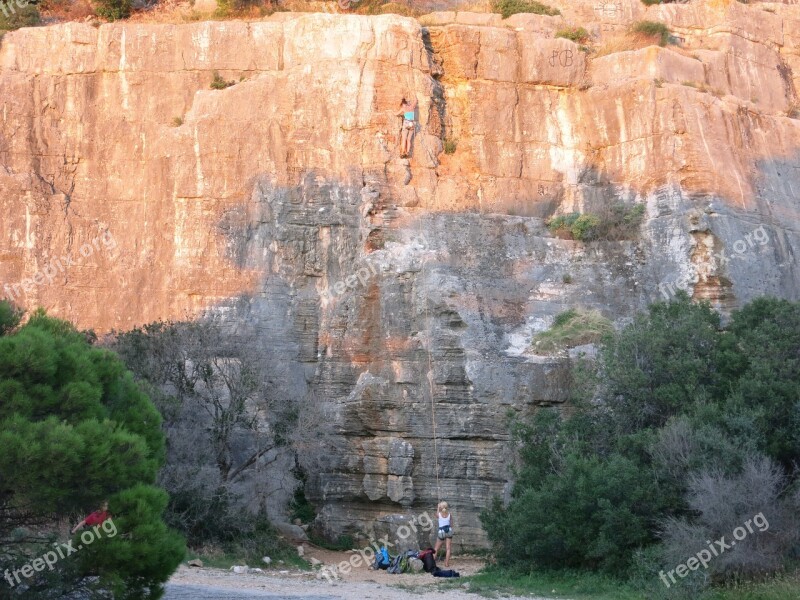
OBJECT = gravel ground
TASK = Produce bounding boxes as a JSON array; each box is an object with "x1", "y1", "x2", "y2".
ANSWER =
[{"x1": 164, "y1": 548, "x2": 557, "y2": 600}]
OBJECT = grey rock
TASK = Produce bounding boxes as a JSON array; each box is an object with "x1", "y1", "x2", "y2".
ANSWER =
[{"x1": 273, "y1": 522, "x2": 309, "y2": 542}]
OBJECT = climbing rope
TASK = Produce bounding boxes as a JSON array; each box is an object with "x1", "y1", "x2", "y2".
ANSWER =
[{"x1": 417, "y1": 218, "x2": 442, "y2": 502}]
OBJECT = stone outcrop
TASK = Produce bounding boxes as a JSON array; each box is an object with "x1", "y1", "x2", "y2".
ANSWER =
[{"x1": 2, "y1": 0, "x2": 800, "y2": 547}]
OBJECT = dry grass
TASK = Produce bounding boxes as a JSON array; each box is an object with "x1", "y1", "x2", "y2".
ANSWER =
[
  {"x1": 40, "y1": 0, "x2": 96, "y2": 22},
  {"x1": 681, "y1": 81, "x2": 724, "y2": 98},
  {"x1": 352, "y1": 0, "x2": 421, "y2": 17},
  {"x1": 594, "y1": 32, "x2": 663, "y2": 59},
  {"x1": 531, "y1": 308, "x2": 613, "y2": 354}
]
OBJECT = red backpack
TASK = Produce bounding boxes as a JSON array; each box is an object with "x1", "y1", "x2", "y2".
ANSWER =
[{"x1": 418, "y1": 548, "x2": 436, "y2": 573}]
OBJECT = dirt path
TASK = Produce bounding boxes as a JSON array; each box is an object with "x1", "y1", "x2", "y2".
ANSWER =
[{"x1": 165, "y1": 547, "x2": 556, "y2": 600}]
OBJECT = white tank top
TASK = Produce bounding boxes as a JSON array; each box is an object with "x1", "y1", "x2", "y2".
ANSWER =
[{"x1": 438, "y1": 512, "x2": 451, "y2": 527}]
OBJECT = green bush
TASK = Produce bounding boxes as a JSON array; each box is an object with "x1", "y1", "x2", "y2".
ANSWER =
[
  {"x1": 598, "y1": 292, "x2": 724, "y2": 432},
  {"x1": 444, "y1": 138, "x2": 457, "y2": 155},
  {"x1": 492, "y1": 0, "x2": 560, "y2": 19},
  {"x1": 547, "y1": 212, "x2": 601, "y2": 241},
  {"x1": 556, "y1": 27, "x2": 590, "y2": 43},
  {"x1": 0, "y1": 304, "x2": 184, "y2": 597},
  {"x1": 484, "y1": 294, "x2": 800, "y2": 586},
  {"x1": 571, "y1": 214, "x2": 602, "y2": 241},
  {"x1": 0, "y1": 3, "x2": 41, "y2": 31},
  {"x1": 289, "y1": 478, "x2": 317, "y2": 524},
  {"x1": 547, "y1": 212, "x2": 579, "y2": 234},
  {"x1": 725, "y1": 298, "x2": 800, "y2": 469},
  {"x1": 631, "y1": 20, "x2": 672, "y2": 46},
  {"x1": 547, "y1": 204, "x2": 645, "y2": 242},
  {"x1": 95, "y1": 0, "x2": 131, "y2": 20},
  {"x1": 483, "y1": 415, "x2": 667, "y2": 574},
  {"x1": 0, "y1": 301, "x2": 21, "y2": 335}
]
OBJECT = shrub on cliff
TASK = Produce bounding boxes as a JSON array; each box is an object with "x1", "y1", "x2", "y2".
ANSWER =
[
  {"x1": 631, "y1": 20, "x2": 672, "y2": 46},
  {"x1": 531, "y1": 308, "x2": 613, "y2": 353},
  {"x1": 94, "y1": 0, "x2": 131, "y2": 21},
  {"x1": 547, "y1": 203, "x2": 645, "y2": 242},
  {"x1": 547, "y1": 212, "x2": 598, "y2": 241},
  {"x1": 0, "y1": 303, "x2": 184, "y2": 598},
  {"x1": 492, "y1": 0, "x2": 560, "y2": 19},
  {"x1": 556, "y1": 27, "x2": 590, "y2": 43},
  {"x1": 210, "y1": 71, "x2": 235, "y2": 90}
]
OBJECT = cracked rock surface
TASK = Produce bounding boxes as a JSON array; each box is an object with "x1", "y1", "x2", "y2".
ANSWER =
[{"x1": 2, "y1": 1, "x2": 800, "y2": 547}]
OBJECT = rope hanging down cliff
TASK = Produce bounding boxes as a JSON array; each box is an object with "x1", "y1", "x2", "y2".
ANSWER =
[{"x1": 416, "y1": 219, "x2": 442, "y2": 502}]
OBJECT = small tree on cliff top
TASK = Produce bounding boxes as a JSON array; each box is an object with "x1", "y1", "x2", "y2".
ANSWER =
[{"x1": 94, "y1": 0, "x2": 131, "y2": 21}]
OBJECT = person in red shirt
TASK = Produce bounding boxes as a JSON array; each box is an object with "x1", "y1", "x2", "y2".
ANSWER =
[{"x1": 71, "y1": 501, "x2": 110, "y2": 534}]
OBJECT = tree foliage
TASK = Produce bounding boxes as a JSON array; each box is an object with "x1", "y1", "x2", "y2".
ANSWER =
[
  {"x1": 483, "y1": 294, "x2": 800, "y2": 588},
  {"x1": 0, "y1": 304, "x2": 183, "y2": 599}
]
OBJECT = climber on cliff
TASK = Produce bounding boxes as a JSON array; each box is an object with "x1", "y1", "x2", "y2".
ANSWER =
[
  {"x1": 434, "y1": 501, "x2": 454, "y2": 567},
  {"x1": 397, "y1": 96, "x2": 417, "y2": 158}
]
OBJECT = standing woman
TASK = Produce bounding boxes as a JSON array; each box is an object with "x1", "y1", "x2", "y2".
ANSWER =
[{"x1": 434, "y1": 501, "x2": 454, "y2": 567}]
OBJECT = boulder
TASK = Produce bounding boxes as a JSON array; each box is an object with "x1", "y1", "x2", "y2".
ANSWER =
[{"x1": 273, "y1": 522, "x2": 309, "y2": 542}]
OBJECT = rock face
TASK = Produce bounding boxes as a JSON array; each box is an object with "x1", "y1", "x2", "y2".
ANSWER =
[{"x1": 2, "y1": 1, "x2": 800, "y2": 547}]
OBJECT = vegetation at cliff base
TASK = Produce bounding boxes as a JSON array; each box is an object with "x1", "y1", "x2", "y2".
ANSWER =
[
  {"x1": 484, "y1": 294, "x2": 800, "y2": 599},
  {"x1": 0, "y1": 302, "x2": 184, "y2": 599},
  {"x1": 492, "y1": 0, "x2": 560, "y2": 19},
  {"x1": 111, "y1": 319, "x2": 331, "y2": 567}
]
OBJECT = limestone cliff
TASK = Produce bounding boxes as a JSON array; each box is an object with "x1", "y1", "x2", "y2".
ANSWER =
[{"x1": 1, "y1": 0, "x2": 800, "y2": 547}]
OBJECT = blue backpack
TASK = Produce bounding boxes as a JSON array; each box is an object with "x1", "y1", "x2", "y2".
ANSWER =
[{"x1": 372, "y1": 547, "x2": 390, "y2": 570}]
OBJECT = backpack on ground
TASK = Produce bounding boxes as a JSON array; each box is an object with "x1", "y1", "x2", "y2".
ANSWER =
[
  {"x1": 372, "y1": 546, "x2": 391, "y2": 570},
  {"x1": 418, "y1": 547, "x2": 436, "y2": 573},
  {"x1": 387, "y1": 553, "x2": 404, "y2": 574}
]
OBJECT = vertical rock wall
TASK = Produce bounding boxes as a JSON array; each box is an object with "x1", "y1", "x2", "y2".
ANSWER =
[{"x1": 1, "y1": 2, "x2": 800, "y2": 546}]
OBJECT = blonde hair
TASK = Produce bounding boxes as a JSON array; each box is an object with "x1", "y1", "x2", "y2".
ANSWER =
[{"x1": 437, "y1": 501, "x2": 449, "y2": 516}]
